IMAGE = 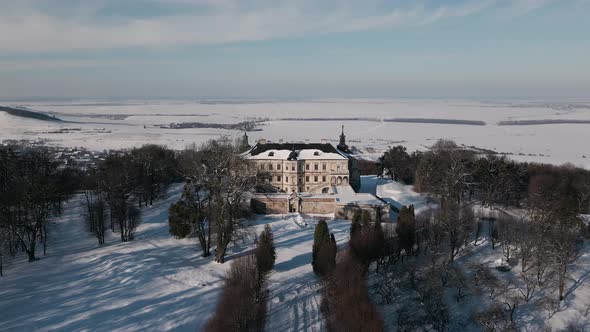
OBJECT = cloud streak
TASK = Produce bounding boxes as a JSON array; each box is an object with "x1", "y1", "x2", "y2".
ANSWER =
[{"x1": 0, "y1": 0, "x2": 512, "y2": 54}]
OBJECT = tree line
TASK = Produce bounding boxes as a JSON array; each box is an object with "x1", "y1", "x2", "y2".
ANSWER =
[
  {"x1": 381, "y1": 139, "x2": 590, "y2": 212},
  {"x1": 0, "y1": 147, "x2": 79, "y2": 270},
  {"x1": 374, "y1": 139, "x2": 590, "y2": 330},
  {"x1": 0, "y1": 143, "x2": 178, "y2": 274}
]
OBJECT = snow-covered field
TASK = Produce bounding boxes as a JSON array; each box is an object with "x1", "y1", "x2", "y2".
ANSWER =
[
  {"x1": 0, "y1": 185, "x2": 352, "y2": 332},
  {"x1": 1, "y1": 179, "x2": 589, "y2": 331},
  {"x1": 1, "y1": 99, "x2": 590, "y2": 168}
]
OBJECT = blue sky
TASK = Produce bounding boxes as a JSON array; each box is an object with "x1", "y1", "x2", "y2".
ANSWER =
[{"x1": 0, "y1": 0, "x2": 589, "y2": 99}]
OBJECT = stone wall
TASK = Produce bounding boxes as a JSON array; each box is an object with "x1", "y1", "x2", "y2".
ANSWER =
[
  {"x1": 300, "y1": 197, "x2": 336, "y2": 214},
  {"x1": 335, "y1": 203, "x2": 390, "y2": 221},
  {"x1": 250, "y1": 197, "x2": 290, "y2": 214}
]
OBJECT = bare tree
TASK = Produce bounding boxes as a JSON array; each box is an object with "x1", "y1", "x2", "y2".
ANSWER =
[
  {"x1": 434, "y1": 201, "x2": 475, "y2": 262},
  {"x1": 205, "y1": 255, "x2": 263, "y2": 331},
  {"x1": 497, "y1": 214, "x2": 519, "y2": 264},
  {"x1": 178, "y1": 139, "x2": 263, "y2": 263},
  {"x1": 86, "y1": 198, "x2": 107, "y2": 245},
  {"x1": 416, "y1": 140, "x2": 475, "y2": 204},
  {"x1": 7, "y1": 149, "x2": 63, "y2": 261},
  {"x1": 168, "y1": 181, "x2": 211, "y2": 257},
  {"x1": 547, "y1": 221, "x2": 580, "y2": 301}
]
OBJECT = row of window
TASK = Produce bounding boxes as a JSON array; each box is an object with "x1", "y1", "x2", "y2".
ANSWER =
[
  {"x1": 260, "y1": 162, "x2": 346, "y2": 171},
  {"x1": 270, "y1": 175, "x2": 349, "y2": 185}
]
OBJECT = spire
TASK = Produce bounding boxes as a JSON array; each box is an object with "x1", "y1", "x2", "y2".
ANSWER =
[
  {"x1": 239, "y1": 130, "x2": 251, "y2": 152},
  {"x1": 337, "y1": 125, "x2": 349, "y2": 152}
]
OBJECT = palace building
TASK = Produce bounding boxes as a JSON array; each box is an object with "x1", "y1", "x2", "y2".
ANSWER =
[
  {"x1": 244, "y1": 126, "x2": 360, "y2": 194},
  {"x1": 245, "y1": 128, "x2": 388, "y2": 220}
]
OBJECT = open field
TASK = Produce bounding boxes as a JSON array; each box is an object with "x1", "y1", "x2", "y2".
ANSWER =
[{"x1": 1, "y1": 99, "x2": 590, "y2": 167}]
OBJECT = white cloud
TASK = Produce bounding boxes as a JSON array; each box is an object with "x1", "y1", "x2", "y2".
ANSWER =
[
  {"x1": 0, "y1": 0, "x2": 491, "y2": 53},
  {"x1": 0, "y1": 0, "x2": 562, "y2": 54}
]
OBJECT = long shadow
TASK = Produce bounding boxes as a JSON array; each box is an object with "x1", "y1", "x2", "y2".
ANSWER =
[{"x1": 274, "y1": 252, "x2": 311, "y2": 272}]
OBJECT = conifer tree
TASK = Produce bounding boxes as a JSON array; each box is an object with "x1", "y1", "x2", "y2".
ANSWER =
[
  {"x1": 396, "y1": 205, "x2": 416, "y2": 255},
  {"x1": 312, "y1": 219, "x2": 330, "y2": 275},
  {"x1": 255, "y1": 224, "x2": 276, "y2": 275},
  {"x1": 351, "y1": 209, "x2": 362, "y2": 238},
  {"x1": 361, "y1": 210, "x2": 372, "y2": 228}
]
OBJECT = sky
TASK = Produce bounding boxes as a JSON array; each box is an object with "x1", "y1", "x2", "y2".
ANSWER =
[{"x1": 0, "y1": 0, "x2": 589, "y2": 100}]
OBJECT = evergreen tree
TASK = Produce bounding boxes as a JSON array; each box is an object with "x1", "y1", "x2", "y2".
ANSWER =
[
  {"x1": 396, "y1": 205, "x2": 416, "y2": 255},
  {"x1": 312, "y1": 219, "x2": 330, "y2": 275},
  {"x1": 361, "y1": 210, "x2": 372, "y2": 228},
  {"x1": 168, "y1": 186, "x2": 194, "y2": 239},
  {"x1": 373, "y1": 212, "x2": 385, "y2": 257},
  {"x1": 255, "y1": 224, "x2": 276, "y2": 275},
  {"x1": 351, "y1": 209, "x2": 362, "y2": 238}
]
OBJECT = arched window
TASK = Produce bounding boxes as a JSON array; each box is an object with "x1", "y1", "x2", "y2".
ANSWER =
[
  {"x1": 337, "y1": 176, "x2": 342, "y2": 185},
  {"x1": 343, "y1": 176, "x2": 349, "y2": 185},
  {"x1": 322, "y1": 187, "x2": 329, "y2": 194},
  {"x1": 331, "y1": 177, "x2": 336, "y2": 185}
]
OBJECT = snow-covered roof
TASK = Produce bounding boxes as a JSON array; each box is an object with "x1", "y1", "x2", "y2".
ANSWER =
[
  {"x1": 247, "y1": 148, "x2": 346, "y2": 160},
  {"x1": 246, "y1": 142, "x2": 348, "y2": 161},
  {"x1": 333, "y1": 185, "x2": 386, "y2": 206}
]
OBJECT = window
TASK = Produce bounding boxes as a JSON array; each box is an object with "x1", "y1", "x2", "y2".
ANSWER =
[
  {"x1": 322, "y1": 163, "x2": 326, "y2": 170},
  {"x1": 337, "y1": 165, "x2": 340, "y2": 171},
  {"x1": 322, "y1": 176, "x2": 327, "y2": 182},
  {"x1": 306, "y1": 164, "x2": 309, "y2": 170},
  {"x1": 261, "y1": 164, "x2": 265, "y2": 170},
  {"x1": 286, "y1": 176, "x2": 289, "y2": 182},
  {"x1": 314, "y1": 163, "x2": 318, "y2": 171},
  {"x1": 269, "y1": 163, "x2": 273, "y2": 170},
  {"x1": 306, "y1": 176, "x2": 309, "y2": 182},
  {"x1": 277, "y1": 176, "x2": 281, "y2": 182},
  {"x1": 314, "y1": 176, "x2": 318, "y2": 182},
  {"x1": 277, "y1": 164, "x2": 281, "y2": 170},
  {"x1": 292, "y1": 164, "x2": 295, "y2": 171}
]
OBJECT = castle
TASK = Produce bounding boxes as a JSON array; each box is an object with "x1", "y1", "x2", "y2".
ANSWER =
[{"x1": 245, "y1": 127, "x2": 388, "y2": 221}]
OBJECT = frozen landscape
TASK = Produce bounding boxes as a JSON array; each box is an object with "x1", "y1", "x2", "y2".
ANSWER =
[
  {"x1": 0, "y1": 184, "x2": 353, "y2": 332},
  {"x1": 2, "y1": 99, "x2": 590, "y2": 168},
  {"x1": 2, "y1": 177, "x2": 589, "y2": 331}
]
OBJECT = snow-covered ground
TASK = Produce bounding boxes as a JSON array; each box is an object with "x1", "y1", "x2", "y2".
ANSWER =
[
  {"x1": 2, "y1": 99, "x2": 590, "y2": 168},
  {"x1": 2, "y1": 179, "x2": 589, "y2": 331},
  {"x1": 0, "y1": 185, "x2": 352, "y2": 332},
  {"x1": 372, "y1": 235, "x2": 590, "y2": 331}
]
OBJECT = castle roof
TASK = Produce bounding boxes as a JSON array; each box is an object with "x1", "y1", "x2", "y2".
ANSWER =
[{"x1": 246, "y1": 143, "x2": 346, "y2": 160}]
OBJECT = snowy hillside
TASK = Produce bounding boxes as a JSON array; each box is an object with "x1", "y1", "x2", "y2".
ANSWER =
[{"x1": 0, "y1": 185, "x2": 352, "y2": 332}]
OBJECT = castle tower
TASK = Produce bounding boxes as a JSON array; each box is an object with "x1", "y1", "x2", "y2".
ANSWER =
[
  {"x1": 239, "y1": 131, "x2": 251, "y2": 152},
  {"x1": 337, "y1": 125, "x2": 349, "y2": 152}
]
